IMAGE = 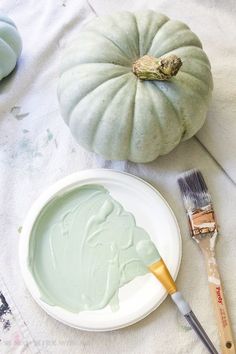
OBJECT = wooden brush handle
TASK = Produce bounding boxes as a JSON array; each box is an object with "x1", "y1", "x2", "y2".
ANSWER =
[{"x1": 201, "y1": 245, "x2": 235, "y2": 354}]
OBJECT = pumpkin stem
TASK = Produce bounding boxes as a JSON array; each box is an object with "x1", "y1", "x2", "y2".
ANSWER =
[{"x1": 133, "y1": 54, "x2": 182, "y2": 81}]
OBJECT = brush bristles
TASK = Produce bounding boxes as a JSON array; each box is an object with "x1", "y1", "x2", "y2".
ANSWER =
[{"x1": 178, "y1": 169, "x2": 212, "y2": 211}]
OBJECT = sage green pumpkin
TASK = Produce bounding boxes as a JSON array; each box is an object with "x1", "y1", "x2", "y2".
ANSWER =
[
  {"x1": 58, "y1": 10, "x2": 213, "y2": 163},
  {"x1": 0, "y1": 12, "x2": 22, "y2": 81}
]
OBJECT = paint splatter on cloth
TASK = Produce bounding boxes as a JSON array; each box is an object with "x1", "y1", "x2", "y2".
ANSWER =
[
  {"x1": 10, "y1": 106, "x2": 30, "y2": 120},
  {"x1": 0, "y1": 276, "x2": 39, "y2": 353},
  {"x1": 0, "y1": 291, "x2": 12, "y2": 332}
]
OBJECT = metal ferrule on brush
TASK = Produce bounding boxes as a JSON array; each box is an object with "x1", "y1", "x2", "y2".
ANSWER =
[
  {"x1": 178, "y1": 169, "x2": 218, "y2": 239},
  {"x1": 187, "y1": 204, "x2": 217, "y2": 238},
  {"x1": 148, "y1": 259, "x2": 177, "y2": 295}
]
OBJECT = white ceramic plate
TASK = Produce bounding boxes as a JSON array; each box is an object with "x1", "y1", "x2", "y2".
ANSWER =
[{"x1": 19, "y1": 169, "x2": 181, "y2": 331}]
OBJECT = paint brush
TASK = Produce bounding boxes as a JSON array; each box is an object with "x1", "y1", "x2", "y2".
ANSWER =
[
  {"x1": 136, "y1": 239, "x2": 218, "y2": 354},
  {"x1": 178, "y1": 169, "x2": 235, "y2": 354}
]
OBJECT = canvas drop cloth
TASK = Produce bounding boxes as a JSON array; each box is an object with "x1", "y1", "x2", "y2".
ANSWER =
[{"x1": 0, "y1": 1, "x2": 236, "y2": 353}]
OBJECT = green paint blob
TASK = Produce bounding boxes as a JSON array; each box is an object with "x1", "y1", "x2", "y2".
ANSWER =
[
  {"x1": 18, "y1": 225, "x2": 23, "y2": 234},
  {"x1": 46, "y1": 129, "x2": 53, "y2": 141},
  {"x1": 136, "y1": 240, "x2": 161, "y2": 266},
  {"x1": 28, "y1": 184, "x2": 158, "y2": 313}
]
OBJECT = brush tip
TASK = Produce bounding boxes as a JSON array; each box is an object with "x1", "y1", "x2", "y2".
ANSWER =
[{"x1": 178, "y1": 169, "x2": 212, "y2": 210}]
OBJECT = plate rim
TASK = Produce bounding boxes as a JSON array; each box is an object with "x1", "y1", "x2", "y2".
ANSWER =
[{"x1": 19, "y1": 169, "x2": 182, "y2": 331}]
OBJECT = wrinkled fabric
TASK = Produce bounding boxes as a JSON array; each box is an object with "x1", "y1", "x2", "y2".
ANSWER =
[{"x1": 0, "y1": 1, "x2": 235, "y2": 353}]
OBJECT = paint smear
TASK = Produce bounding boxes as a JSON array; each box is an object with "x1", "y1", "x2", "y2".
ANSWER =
[
  {"x1": 28, "y1": 184, "x2": 154, "y2": 312},
  {"x1": 0, "y1": 292, "x2": 12, "y2": 332},
  {"x1": 208, "y1": 276, "x2": 220, "y2": 285},
  {"x1": 10, "y1": 106, "x2": 29, "y2": 120},
  {"x1": 46, "y1": 129, "x2": 53, "y2": 142},
  {"x1": 0, "y1": 277, "x2": 39, "y2": 353}
]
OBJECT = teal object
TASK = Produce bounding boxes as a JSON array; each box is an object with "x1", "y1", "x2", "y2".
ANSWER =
[
  {"x1": 28, "y1": 185, "x2": 155, "y2": 313},
  {"x1": 0, "y1": 12, "x2": 22, "y2": 81},
  {"x1": 136, "y1": 239, "x2": 161, "y2": 266},
  {"x1": 58, "y1": 10, "x2": 213, "y2": 163}
]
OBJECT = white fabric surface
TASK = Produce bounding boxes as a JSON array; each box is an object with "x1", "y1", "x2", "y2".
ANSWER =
[{"x1": 0, "y1": 1, "x2": 236, "y2": 353}]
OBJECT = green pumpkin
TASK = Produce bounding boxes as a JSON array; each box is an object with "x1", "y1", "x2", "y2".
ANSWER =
[
  {"x1": 58, "y1": 10, "x2": 213, "y2": 163},
  {"x1": 0, "y1": 12, "x2": 22, "y2": 81}
]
